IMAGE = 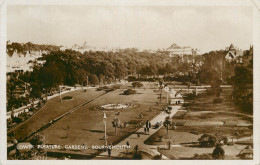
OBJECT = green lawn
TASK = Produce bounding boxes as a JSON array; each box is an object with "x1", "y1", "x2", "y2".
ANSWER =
[
  {"x1": 9, "y1": 89, "x2": 104, "y2": 141},
  {"x1": 145, "y1": 88, "x2": 253, "y2": 159},
  {"x1": 28, "y1": 82, "x2": 167, "y2": 155}
]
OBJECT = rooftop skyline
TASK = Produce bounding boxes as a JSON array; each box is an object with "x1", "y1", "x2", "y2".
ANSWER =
[{"x1": 7, "y1": 5, "x2": 253, "y2": 53}]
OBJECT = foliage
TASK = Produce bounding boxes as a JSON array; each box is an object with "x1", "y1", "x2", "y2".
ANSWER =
[
  {"x1": 123, "y1": 89, "x2": 137, "y2": 95},
  {"x1": 213, "y1": 98, "x2": 223, "y2": 103},
  {"x1": 30, "y1": 133, "x2": 44, "y2": 145},
  {"x1": 212, "y1": 145, "x2": 225, "y2": 159},
  {"x1": 132, "y1": 82, "x2": 144, "y2": 88},
  {"x1": 112, "y1": 117, "x2": 120, "y2": 132},
  {"x1": 198, "y1": 133, "x2": 228, "y2": 148},
  {"x1": 153, "y1": 154, "x2": 162, "y2": 160},
  {"x1": 163, "y1": 116, "x2": 172, "y2": 135},
  {"x1": 89, "y1": 74, "x2": 99, "y2": 85}
]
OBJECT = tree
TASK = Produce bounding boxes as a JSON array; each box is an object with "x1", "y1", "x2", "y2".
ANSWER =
[
  {"x1": 198, "y1": 134, "x2": 217, "y2": 147},
  {"x1": 212, "y1": 144, "x2": 225, "y2": 159},
  {"x1": 99, "y1": 74, "x2": 105, "y2": 86},
  {"x1": 89, "y1": 74, "x2": 99, "y2": 86},
  {"x1": 29, "y1": 83, "x2": 42, "y2": 109},
  {"x1": 112, "y1": 117, "x2": 120, "y2": 133},
  {"x1": 37, "y1": 64, "x2": 64, "y2": 101},
  {"x1": 163, "y1": 116, "x2": 172, "y2": 135}
]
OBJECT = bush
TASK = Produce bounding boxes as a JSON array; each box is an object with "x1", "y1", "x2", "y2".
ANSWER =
[
  {"x1": 153, "y1": 154, "x2": 162, "y2": 160},
  {"x1": 12, "y1": 117, "x2": 23, "y2": 124},
  {"x1": 111, "y1": 84, "x2": 121, "y2": 90},
  {"x1": 124, "y1": 89, "x2": 137, "y2": 95},
  {"x1": 212, "y1": 145, "x2": 225, "y2": 159},
  {"x1": 62, "y1": 96, "x2": 73, "y2": 100},
  {"x1": 213, "y1": 98, "x2": 223, "y2": 104},
  {"x1": 185, "y1": 93, "x2": 196, "y2": 100},
  {"x1": 132, "y1": 82, "x2": 144, "y2": 88}
]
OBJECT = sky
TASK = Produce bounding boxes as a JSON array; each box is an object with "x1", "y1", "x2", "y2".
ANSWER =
[{"x1": 7, "y1": 5, "x2": 253, "y2": 53}]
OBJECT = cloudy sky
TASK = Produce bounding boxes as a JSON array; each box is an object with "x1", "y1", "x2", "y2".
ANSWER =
[{"x1": 7, "y1": 5, "x2": 253, "y2": 53}]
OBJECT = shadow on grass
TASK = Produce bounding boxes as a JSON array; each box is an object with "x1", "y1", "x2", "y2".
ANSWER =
[{"x1": 88, "y1": 129, "x2": 105, "y2": 133}]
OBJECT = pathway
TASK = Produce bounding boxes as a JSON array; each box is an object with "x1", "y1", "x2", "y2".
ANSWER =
[{"x1": 95, "y1": 88, "x2": 184, "y2": 160}]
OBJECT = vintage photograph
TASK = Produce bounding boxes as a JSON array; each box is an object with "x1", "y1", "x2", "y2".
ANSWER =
[{"x1": 5, "y1": 2, "x2": 255, "y2": 161}]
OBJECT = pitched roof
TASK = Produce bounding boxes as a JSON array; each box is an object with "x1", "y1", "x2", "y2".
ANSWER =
[{"x1": 229, "y1": 44, "x2": 236, "y2": 51}]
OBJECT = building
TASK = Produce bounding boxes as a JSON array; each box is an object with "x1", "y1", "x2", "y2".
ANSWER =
[
  {"x1": 6, "y1": 50, "x2": 46, "y2": 73},
  {"x1": 166, "y1": 43, "x2": 199, "y2": 57},
  {"x1": 225, "y1": 44, "x2": 244, "y2": 62}
]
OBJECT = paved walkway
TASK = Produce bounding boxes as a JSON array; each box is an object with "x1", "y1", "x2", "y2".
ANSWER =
[{"x1": 95, "y1": 88, "x2": 184, "y2": 160}]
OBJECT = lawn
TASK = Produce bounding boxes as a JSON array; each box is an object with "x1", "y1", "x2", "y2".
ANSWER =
[
  {"x1": 37, "y1": 82, "x2": 167, "y2": 155},
  {"x1": 144, "y1": 88, "x2": 253, "y2": 159},
  {"x1": 8, "y1": 89, "x2": 104, "y2": 141}
]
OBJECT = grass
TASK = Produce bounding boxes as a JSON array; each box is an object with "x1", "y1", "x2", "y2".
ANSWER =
[
  {"x1": 8, "y1": 89, "x2": 104, "y2": 141},
  {"x1": 145, "y1": 88, "x2": 253, "y2": 159},
  {"x1": 24, "y1": 82, "x2": 167, "y2": 156}
]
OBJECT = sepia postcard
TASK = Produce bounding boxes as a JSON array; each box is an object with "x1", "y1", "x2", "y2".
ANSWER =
[{"x1": 0, "y1": 0, "x2": 260, "y2": 164}]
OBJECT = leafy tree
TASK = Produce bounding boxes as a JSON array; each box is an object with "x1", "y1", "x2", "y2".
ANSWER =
[
  {"x1": 89, "y1": 74, "x2": 99, "y2": 86},
  {"x1": 37, "y1": 64, "x2": 64, "y2": 100},
  {"x1": 99, "y1": 74, "x2": 105, "y2": 86},
  {"x1": 112, "y1": 117, "x2": 120, "y2": 132},
  {"x1": 212, "y1": 144, "x2": 225, "y2": 159},
  {"x1": 163, "y1": 116, "x2": 172, "y2": 135},
  {"x1": 198, "y1": 134, "x2": 217, "y2": 147}
]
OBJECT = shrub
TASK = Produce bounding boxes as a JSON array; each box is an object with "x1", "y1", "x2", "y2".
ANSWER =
[
  {"x1": 132, "y1": 82, "x2": 144, "y2": 88},
  {"x1": 123, "y1": 89, "x2": 137, "y2": 95},
  {"x1": 133, "y1": 152, "x2": 142, "y2": 160},
  {"x1": 213, "y1": 98, "x2": 223, "y2": 103},
  {"x1": 185, "y1": 93, "x2": 196, "y2": 100},
  {"x1": 12, "y1": 117, "x2": 23, "y2": 124},
  {"x1": 62, "y1": 96, "x2": 72, "y2": 100},
  {"x1": 111, "y1": 84, "x2": 121, "y2": 90},
  {"x1": 212, "y1": 144, "x2": 225, "y2": 159},
  {"x1": 153, "y1": 154, "x2": 162, "y2": 160}
]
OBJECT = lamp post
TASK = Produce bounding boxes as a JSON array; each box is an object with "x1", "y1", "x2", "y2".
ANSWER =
[
  {"x1": 103, "y1": 112, "x2": 107, "y2": 146},
  {"x1": 59, "y1": 85, "x2": 62, "y2": 102}
]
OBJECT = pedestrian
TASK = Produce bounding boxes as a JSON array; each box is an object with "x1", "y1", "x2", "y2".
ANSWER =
[
  {"x1": 147, "y1": 127, "x2": 149, "y2": 133},
  {"x1": 144, "y1": 127, "x2": 147, "y2": 133},
  {"x1": 149, "y1": 122, "x2": 151, "y2": 128},
  {"x1": 126, "y1": 141, "x2": 130, "y2": 147},
  {"x1": 146, "y1": 120, "x2": 149, "y2": 128},
  {"x1": 137, "y1": 132, "x2": 140, "y2": 137},
  {"x1": 108, "y1": 148, "x2": 111, "y2": 157}
]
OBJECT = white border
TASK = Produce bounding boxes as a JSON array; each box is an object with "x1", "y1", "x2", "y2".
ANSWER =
[{"x1": 0, "y1": 0, "x2": 259, "y2": 165}]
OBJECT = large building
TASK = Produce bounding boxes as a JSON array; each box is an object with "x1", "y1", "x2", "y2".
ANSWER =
[
  {"x1": 6, "y1": 50, "x2": 46, "y2": 73},
  {"x1": 225, "y1": 44, "x2": 244, "y2": 62},
  {"x1": 166, "y1": 43, "x2": 199, "y2": 57}
]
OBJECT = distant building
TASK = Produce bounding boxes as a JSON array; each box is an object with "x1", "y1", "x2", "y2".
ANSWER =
[
  {"x1": 166, "y1": 43, "x2": 199, "y2": 57},
  {"x1": 6, "y1": 50, "x2": 46, "y2": 73},
  {"x1": 225, "y1": 44, "x2": 244, "y2": 62}
]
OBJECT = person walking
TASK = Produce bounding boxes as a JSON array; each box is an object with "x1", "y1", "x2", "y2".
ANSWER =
[
  {"x1": 108, "y1": 148, "x2": 111, "y2": 157},
  {"x1": 147, "y1": 127, "x2": 149, "y2": 133},
  {"x1": 149, "y1": 122, "x2": 151, "y2": 128},
  {"x1": 144, "y1": 127, "x2": 147, "y2": 133},
  {"x1": 126, "y1": 141, "x2": 130, "y2": 147},
  {"x1": 146, "y1": 120, "x2": 149, "y2": 128}
]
